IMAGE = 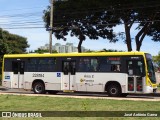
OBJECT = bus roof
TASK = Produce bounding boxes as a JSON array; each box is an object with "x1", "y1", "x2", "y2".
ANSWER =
[{"x1": 3, "y1": 51, "x2": 148, "y2": 58}]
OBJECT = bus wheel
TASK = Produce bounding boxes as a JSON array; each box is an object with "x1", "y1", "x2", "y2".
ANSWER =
[
  {"x1": 33, "y1": 82, "x2": 45, "y2": 94},
  {"x1": 107, "y1": 84, "x2": 121, "y2": 97}
]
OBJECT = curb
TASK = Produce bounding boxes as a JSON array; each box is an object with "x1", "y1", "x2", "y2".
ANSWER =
[{"x1": 128, "y1": 93, "x2": 160, "y2": 97}]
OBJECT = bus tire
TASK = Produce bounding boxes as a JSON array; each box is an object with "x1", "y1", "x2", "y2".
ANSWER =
[
  {"x1": 107, "y1": 84, "x2": 121, "y2": 97},
  {"x1": 33, "y1": 82, "x2": 45, "y2": 94}
]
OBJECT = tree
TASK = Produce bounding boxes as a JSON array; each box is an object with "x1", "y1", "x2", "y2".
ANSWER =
[
  {"x1": 121, "y1": 0, "x2": 160, "y2": 51},
  {"x1": 33, "y1": 48, "x2": 58, "y2": 54},
  {"x1": 88, "y1": 0, "x2": 160, "y2": 51},
  {"x1": 43, "y1": 0, "x2": 160, "y2": 52},
  {"x1": 0, "y1": 28, "x2": 29, "y2": 81},
  {"x1": 0, "y1": 29, "x2": 29, "y2": 54},
  {"x1": 101, "y1": 49, "x2": 124, "y2": 52},
  {"x1": 43, "y1": 0, "x2": 118, "y2": 52},
  {"x1": 153, "y1": 52, "x2": 160, "y2": 67},
  {"x1": 0, "y1": 28, "x2": 11, "y2": 55}
]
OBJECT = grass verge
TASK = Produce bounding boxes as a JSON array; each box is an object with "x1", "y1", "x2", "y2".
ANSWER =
[{"x1": 0, "y1": 95, "x2": 160, "y2": 120}]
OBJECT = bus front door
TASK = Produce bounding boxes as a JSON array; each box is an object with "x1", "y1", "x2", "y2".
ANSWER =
[
  {"x1": 62, "y1": 61, "x2": 76, "y2": 91},
  {"x1": 12, "y1": 61, "x2": 25, "y2": 89},
  {"x1": 127, "y1": 60, "x2": 144, "y2": 93}
]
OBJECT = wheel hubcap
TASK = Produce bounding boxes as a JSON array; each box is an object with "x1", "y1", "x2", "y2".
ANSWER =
[
  {"x1": 35, "y1": 84, "x2": 42, "y2": 93},
  {"x1": 110, "y1": 88, "x2": 117, "y2": 94}
]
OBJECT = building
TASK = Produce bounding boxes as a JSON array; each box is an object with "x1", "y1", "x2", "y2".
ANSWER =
[
  {"x1": 40, "y1": 44, "x2": 49, "y2": 50},
  {"x1": 40, "y1": 43, "x2": 88, "y2": 53}
]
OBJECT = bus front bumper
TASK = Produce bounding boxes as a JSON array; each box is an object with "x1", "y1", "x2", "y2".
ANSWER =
[{"x1": 145, "y1": 86, "x2": 157, "y2": 93}]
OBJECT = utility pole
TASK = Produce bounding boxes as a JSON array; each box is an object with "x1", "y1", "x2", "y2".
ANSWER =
[{"x1": 49, "y1": 0, "x2": 54, "y2": 53}]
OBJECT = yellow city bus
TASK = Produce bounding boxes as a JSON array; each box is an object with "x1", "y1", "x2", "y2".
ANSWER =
[{"x1": 2, "y1": 52, "x2": 157, "y2": 97}]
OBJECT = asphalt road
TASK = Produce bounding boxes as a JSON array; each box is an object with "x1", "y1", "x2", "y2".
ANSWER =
[{"x1": 0, "y1": 87, "x2": 160, "y2": 101}]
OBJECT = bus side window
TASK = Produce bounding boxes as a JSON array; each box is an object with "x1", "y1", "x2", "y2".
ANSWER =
[
  {"x1": 78, "y1": 59, "x2": 85, "y2": 71},
  {"x1": 12, "y1": 61, "x2": 19, "y2": 74},
  {"x1": 70, "y1": 62, "x2": 76, "y2": 75},
  {"x1": 91, "y1": 58, "x2": 98, "y2": 71},
  {"x1": 128, "y1": 61, "x2": 133, "y2": 75},
  {"x1": 63, "y1": 62, "x2": 69, "y2": 75},
  {"x1": 135, "y1": 61, "x2": 145, "y2": 76},
  {"x1": 99, "y1": 57, "x2": 107, "y2": 72},
  {"x1": 20, "y1": 62, "x2": 25, "y2": 74},
  {"x1": 110, "y1": 62, "x2": 121, "y2": 72},
  {"x1": 78, "y1": 58, "x2": 90, "y2": 72},
  {"x1": 111, "y1": 64, "x2": 120, "y2": 72}
]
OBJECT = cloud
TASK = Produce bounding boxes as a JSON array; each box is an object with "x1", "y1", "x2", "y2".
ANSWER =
[{"x1": 0, "y1": 18, "x2": 10, "y2": 25}]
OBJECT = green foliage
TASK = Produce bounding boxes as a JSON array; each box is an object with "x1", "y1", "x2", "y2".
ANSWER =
[
  {"x1": 153, "y1": 52, "x2": 160, "y2": 67},
  {"x1": 43, "y1": 0, "x2": 118, "y2": 52},
  {"x1": 32, "y1": 48, "x2": 58, "y2": 54},
  {"x1": 0, "y1": 29, "x2": 11, "y2": 55},
  {"x1": 85, "y1": 49, "x2": 124, "y2": 53},
  {"x1": 0, "y1": 28, "x2": 29, "y2": 80},
  {"x1": 84, "y1": 49, "x2": 96, "y2": 53},
  {"x1": 43, "y1": 0, "x2": 160, "y2": 52},
  {"x1": 34, "y1": 48, "x2": 49, "y2": 54},
  {"x1": 82, "y1": 101, "x2": 88, "y2": 111},
  {"x1": 0, "y1": 94, "x2": 160, "y2": 113},
  {"x1": 100, "y1": 49, "x2": 124, "y2": 52},
  {"x1": 0, "y1": 95, "x2": 160, "y2": 119},
  {"x1": 0, "y1": 28, "x2": 29, "y2": 55}
]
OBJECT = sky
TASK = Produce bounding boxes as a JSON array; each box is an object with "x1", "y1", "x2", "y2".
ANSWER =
[{"x1": 0, "y1": 0, "x2": 159, "y2": 55}]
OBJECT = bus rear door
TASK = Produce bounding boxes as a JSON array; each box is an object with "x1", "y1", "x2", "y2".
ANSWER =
[
  {"x1": 12, "y1": 61, "x2": 25, "y2": 89},
  {"x1": 62, "y1": 61, "x2": 76, "y2": 92}
]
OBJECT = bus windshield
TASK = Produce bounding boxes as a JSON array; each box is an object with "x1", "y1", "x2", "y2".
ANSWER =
[{"x1": 145, "y1": 54, "x2": 156, "y2": 84}]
